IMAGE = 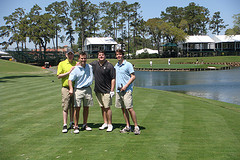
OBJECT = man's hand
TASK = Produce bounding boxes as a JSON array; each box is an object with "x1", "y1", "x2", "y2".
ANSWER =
[
  {"x1": 69, "y1": 89, "x2": 73, "y2": 96},
  {"x1": 110, "y1": 91, "x2": 115, "y2": 98},
  {"x1": 120, "y1": 85, "x2": 127, "y2": 92}
]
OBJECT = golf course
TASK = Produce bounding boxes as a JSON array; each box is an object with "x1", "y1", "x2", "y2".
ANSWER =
[{"x1": 0, "y1": 58, "x2": 240, "y2": 160}]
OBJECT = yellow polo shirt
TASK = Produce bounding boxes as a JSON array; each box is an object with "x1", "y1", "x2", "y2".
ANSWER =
[{"x1": 57, "y1": 59, "x2": 76, "y2": 87}]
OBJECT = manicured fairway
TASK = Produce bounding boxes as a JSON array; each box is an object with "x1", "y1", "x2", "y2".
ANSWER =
[{"x1": 0, "y1": 60, "x2": 240, "y2": 160}]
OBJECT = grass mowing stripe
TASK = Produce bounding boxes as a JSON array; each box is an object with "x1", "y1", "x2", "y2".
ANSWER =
[
  {"x1": 1, "y1": 67, "x2": 240, "y2": 159},
  {"x1": 176, "y1": 100, "x2": 240, "y2": 159}
]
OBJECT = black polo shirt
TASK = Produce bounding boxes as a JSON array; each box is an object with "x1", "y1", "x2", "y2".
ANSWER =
[{"x1": 90, "y1": 60, "x2": 116, "y2": 93}]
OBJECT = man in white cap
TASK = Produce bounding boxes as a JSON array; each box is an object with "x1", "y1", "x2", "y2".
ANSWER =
[{"x1": 57, "y1": 49, "x2": 76, "y2": 133}]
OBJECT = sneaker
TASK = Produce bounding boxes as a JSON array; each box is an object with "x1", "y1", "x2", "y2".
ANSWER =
[
  {"x1": 74, "y1": 127, "x2": 79, "y2": 134},
  {"x1": 134, "y1": 126, "x2": 141, "y2": 135},
  {"x1": 106, "y1": 124, "x2": 113, "y2": 132},
  {"x1": 120, "y1": 126, "x2": 131, "y2": 133},
  {"x1": 82, "y1": 124, "x2": 92, "y2": 131},
  {"x1": 62, "y1": 125, "x2": 68, "y2": 133},
  {"x1": 99, "y1": 123, "x2": 108, "y2": 130}
]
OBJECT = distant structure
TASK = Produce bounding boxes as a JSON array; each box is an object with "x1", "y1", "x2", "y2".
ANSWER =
[
  {"x1": 84, "y1": 37, "x2": 117, "y2": 58},
  {"x1": 179, "y1": 35, "x2": 240, "y2": 56},
  {"x1": 136, "y1": 48, "x2": 158, "y2": 56},
  {"x1": 212, "y1": 35, "x2": 240, "y2": 52},
  {"x1": 35, "y1": 45, "x2": 68, "y2": 53}
]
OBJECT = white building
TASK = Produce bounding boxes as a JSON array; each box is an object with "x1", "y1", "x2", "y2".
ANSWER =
[
  {"x1": 179, "y1": 35, "x2": 215, "y2": 52},
  {"x1": 212, "y1": 35, "x2": 240, "y2": 51},
  {"x1": 84, "y1": 37, "x2": 118, "y2": 58}
]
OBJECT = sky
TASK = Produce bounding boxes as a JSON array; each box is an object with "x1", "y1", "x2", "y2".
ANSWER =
[{"x1": 0, "y1": 0, "x2": 239, "y2": 49}]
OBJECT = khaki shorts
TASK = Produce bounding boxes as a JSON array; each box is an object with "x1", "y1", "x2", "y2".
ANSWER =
[
  {"x1": 74, "y1": 87, "x2": 93, "y2": 107},
  {"x1": 61, "y1": 87, "x2": 74, "y2": 112},
  {"x1": 95, "y1": 92, "x2": 112, "y2": 108},
  {"x1": 115, "y1": 91, "x2": 133, "y2": 109}
]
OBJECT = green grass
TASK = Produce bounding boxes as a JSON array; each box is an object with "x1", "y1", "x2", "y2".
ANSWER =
[
  {"x1": 1, "y1": 60, "x2": 240, "y2": 160},
  {"x1": 134, "y1": 64, "x2": 226, "y2": 69},
  {"x1": 0, "y1": 59, "x2": 49, "y2": 73},
  {"x1": 87, "y1": 56, "x2": 239, "y2": 69}
]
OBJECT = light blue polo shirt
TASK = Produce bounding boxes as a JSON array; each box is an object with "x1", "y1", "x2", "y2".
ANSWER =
[
  {"x1": 114, "y1": 60, "x2": 134, "y2": 92},
  {"x1": 69, "y1": 64, "x2": 93, "y2": 88}
]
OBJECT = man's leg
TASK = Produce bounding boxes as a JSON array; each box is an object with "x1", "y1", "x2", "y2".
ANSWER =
[
  {"x1": 105, "y1": 107, "x2": 113, "y2": 132},
  {"x1": 101, "y1": 107, "x2": 108, "y2": 124},
  {"x1": 105, "y1": 108, "x2": 112, "y2": 124},
  {"x1": 83, "y1": 106, "x2": 89, "y2": 125},
  {"x1": 121, "y1": 108, "x2": 130, "y2": 127},
  {"x1": 63, "y1": 110, "x2": 68, "y2": 125},
  {"x1": 73, "y1": 107, "x2": 80, "y2": 134},
  {"x1": 69, "y1": 95, "x2": 74, "y2": 124},
  {"x1": 128, "y1": 108, "x2": 138, "y2": 127},
  {"x1": 128, "y1": 108, "x2": 141, "y2": 135},
  {"x1": 74, "y1": 107, "x2": 80, "y2": 128},
  {"x1": 83, "y1": 106, "x2": 92, "y2": 131}
]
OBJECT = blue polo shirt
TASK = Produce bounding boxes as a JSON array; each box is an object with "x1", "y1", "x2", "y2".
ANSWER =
[
  {"x1": 114, "y1": 60, "x2": 134, "y2": 92},
  {"x1": 69, "y1": 64, "x2": 93, "y2": 89}
]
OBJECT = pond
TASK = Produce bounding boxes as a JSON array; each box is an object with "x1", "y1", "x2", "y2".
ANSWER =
[{"x1": 134, "y1": 67, "x2": 240, "y2": 105}]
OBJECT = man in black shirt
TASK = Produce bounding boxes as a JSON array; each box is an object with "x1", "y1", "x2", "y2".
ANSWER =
[{"x1": 90, "y1": 51, "x2": 116, "y2": 132}]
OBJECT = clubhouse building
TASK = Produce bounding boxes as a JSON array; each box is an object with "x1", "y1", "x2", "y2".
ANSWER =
[{"x1": 179, "y1": 35, "x2": 240, "y2": 56}]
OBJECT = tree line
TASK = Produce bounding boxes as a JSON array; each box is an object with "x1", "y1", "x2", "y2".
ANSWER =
[{"x1": 0, "y1": 0, "x2": 239, "y2": 54}]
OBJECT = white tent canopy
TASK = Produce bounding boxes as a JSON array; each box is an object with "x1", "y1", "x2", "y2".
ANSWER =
[{"x1": 136, "y1": 48, "x2": 158, "y2": 55}]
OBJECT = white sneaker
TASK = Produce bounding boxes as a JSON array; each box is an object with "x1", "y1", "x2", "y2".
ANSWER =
[
  {"x1": 74, "y1": 128, "x2": 79, "y2": 134},
  {"x1": 82, "y1": 124, "x2": 92, "y2": 131},
  {"x1": 62, "y1": 125, "x2": 68, "y2": 133},
  {"x1": 99, "y1": 123, "x2": 108, "y2": 130},
  {"x1": 120, "y1": 126, "x2": 131, "y2": 133},
  {"x1": 134, "y1": 126, "x2": 141, "y2": 135},
  {"x1": 106, "y1": 124, "x2": 113, "y2": 132}
]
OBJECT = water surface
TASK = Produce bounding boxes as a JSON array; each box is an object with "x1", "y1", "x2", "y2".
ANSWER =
[{"x1": 134, "y1": 68, "x2": 240, "y2": 105}]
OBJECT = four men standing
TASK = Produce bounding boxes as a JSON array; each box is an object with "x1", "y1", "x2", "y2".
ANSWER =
[{"x1": 57, "y1": 49, "x2": 140, "y2": 135}]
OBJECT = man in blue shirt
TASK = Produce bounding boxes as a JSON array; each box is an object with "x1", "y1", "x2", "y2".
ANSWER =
[
  {"x1": 69, "y1": 52, "x2": 93, "y2": 134},
  {"x1": 114, "y1": 49, "x2": 140, "y2": 135}
]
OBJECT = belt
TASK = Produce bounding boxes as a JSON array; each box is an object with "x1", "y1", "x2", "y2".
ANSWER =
[
  {"x1": 62, "y1": 86, "x2": 69, "y2": 89},
  {"x1": 76, "y1": 86, "x2": 90, "y2": 89}
]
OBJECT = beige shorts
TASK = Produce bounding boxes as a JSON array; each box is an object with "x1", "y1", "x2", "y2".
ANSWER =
[
  {"x1": 115, "y1": 91, "x2": 133, "y2": 109},
  {"x1": 74, "y1": 87, "x2": 93, "y2": 107},
  {"x1": 95, "y1": 92, "x2": 112, "y2": 108},
  {"x1": 61, "y1": 87, "x2": 74, "y2": 112}
]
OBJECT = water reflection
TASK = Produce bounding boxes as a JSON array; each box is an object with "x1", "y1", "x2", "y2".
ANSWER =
[{"x1": 134, "y1": 68, "x2": 240, "y2": 105}]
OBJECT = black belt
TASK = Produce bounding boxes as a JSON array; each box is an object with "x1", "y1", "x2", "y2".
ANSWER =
[
  {"x1": 76, "y1": 86, "x2": 90, "y2": 89},
  {"x1": 62, "y1": 86, "x2": 69, "y2": 89}
]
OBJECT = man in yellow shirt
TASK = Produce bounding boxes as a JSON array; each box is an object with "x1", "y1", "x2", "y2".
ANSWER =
[{"x1": 57, "y1": 49, "x2": 76, "y2": 133}]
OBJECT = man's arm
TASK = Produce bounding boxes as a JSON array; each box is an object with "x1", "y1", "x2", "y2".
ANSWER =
[
  {"x1": 121, "y1": 73, "x2": 135, "y2": 91},
  {"x1": 57, "y1": 66, "x2": 75, "y2": 79},
  {"x1": 111, "y1": 79, "x2": 115, "y2": 92},
  {"x1": 68, "y1": 80, "x2": 74, "y2": 96}
]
